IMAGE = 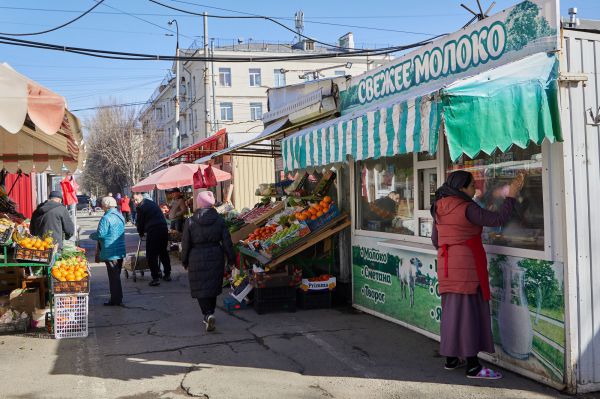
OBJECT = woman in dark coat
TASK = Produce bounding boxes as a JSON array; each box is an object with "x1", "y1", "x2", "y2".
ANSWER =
[
  {"x1": 181, "y1": 190, "x2": 235, "y2": 332},
  {"x1": 431, "y1": 170, "x2": 524, "y2": 380}
]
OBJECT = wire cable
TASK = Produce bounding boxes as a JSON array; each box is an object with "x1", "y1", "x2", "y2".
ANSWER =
[
  {"x1": 148, "y1": 0, "x2": 438, "y2": 51},
  {"x1": 0, "y1": 34, "x2": 443, "y2": 62},
  {"x1": 0, "y1": 0, "x2": 105, "y2": 36}
]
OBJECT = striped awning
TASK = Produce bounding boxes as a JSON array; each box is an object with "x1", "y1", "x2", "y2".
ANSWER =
[{"x1": 281, "y1": 94, "x2": 441, "y2": 171}]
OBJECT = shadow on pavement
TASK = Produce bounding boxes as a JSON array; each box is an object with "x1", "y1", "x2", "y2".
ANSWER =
[{"x1": 45, "y1": 219, "x2": 572, "y2": 399}]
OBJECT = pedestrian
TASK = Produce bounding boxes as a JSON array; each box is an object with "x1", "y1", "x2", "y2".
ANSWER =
[
  {"x1": 129, "y1": 196, "x2": 137, "y2": 224},
  {"x1": 430, "y1": 170, "x2": 525, "y2": 380},
  {"x1": 30, "y1": 190, "x2": 75, "y2": 250},
  {"x1": 133, "y1": 192, "x2": 171, "y2": 286},
  {"x1": 90, "y1": 197, "x2": 126, "y2": 306},
  {"x1": 168, "y1": 189, "x2": 187, "y2": 233},
  {"x1": 181, "y1": 191, "x2": 235, "y2": 332},
  {"x1": 120, "y1": 194, "x2": 131, "y2": 224},
  {"x1": 90, "y1": 194, "x2": 97, "y2": 215},
  {"x1": 115, "y1": 193, "x2": 122, "y2": 213}
]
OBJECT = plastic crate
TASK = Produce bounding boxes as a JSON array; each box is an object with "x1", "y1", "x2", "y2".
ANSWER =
[
  {"x1": 15, "y1": 245, "x2": 54, "y2": 264},
  {"x1": 297, "y1": 289, "x2": 332, "y2": 310},
  {"x1": 0, "y1": 314, "x2": 29, "y2": 335},
  {"x1": 54, "y1": 294, "x2": 88, "y2": 339},
  {"x1": 305, "y1": 204, "x2": 340, "y2": 232},
  {"x1": 253, "y1": 285, "x2": 297, "y2": 314},
  {"x1": 252, "y1": 265, "x2": 302, "y2": 289},
  {"x1": 52, "y1": 276, "x2": 90, "y2": 294}
]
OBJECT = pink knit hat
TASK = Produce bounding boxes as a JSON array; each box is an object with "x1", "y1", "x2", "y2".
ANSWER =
[{"x1": 196, "y1": 190, "x2": 215, "y2": 208}]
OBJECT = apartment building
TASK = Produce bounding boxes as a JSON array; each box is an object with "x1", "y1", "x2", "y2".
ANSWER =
[{"x1": 140, "y1": 35, "x2": 390, "y2": 157}]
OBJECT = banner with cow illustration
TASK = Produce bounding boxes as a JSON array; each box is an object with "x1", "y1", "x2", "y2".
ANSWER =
[{"x1": 352, "y1": 237, "x2": 565, "y2": 384}]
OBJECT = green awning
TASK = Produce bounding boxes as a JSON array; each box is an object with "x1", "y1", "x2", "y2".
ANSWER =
[
  {"x1": 441, "y1": 52, "x2": 562, "y2": 161},
  {"x1": 281, "y1": 94, "x2": 441, "y2": 171}
]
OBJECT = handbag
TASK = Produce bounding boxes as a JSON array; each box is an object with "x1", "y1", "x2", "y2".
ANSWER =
[
  {"x1": 193, "y1": 167, "x2": 207, "y2": 189},
  {"x1": 203, "y1": 165, "x2": 218, "y2": 188}
]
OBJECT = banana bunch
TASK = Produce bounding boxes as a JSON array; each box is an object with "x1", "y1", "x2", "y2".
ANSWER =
[{"x1": 232, "y1": 274, "x2": 246, "y2": 288}]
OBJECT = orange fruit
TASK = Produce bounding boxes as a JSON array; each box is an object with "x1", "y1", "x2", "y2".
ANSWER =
[
  {"x1": 316, "y1": 211, "x2": 323, "y2": 217},
  {"x1": 310, "y1": 215, "x2": 317, "y2": 220},
  {"x1": 323, "y1": 196, "x2": 332, "y2": 203}
]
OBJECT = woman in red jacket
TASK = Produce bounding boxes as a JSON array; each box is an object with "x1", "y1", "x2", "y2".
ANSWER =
[
  {"x1": 120, "y1": 195, "x2": 132, "y2": 224},
  {"x1": 431, "y1": 170, "x2": 524, "y2": 380}
]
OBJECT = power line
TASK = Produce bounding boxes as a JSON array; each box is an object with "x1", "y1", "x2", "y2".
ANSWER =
[
  {"x1": 0, "y1": 5, "x2": 460, "y2": 19},
  {"x1": 0, "y1": 5, "x2": 444, "y2": 39},
  {"x1": 0, "y1": 34, "x2": 441, "y2": 62},
  {"x1": 148, "y1": 0, "x2": 347, "y2": 50},
  {"x1": 0, "y1": 0, "x2": 105, "y2": 36},
  {"x1": 98, "y1": 1, "x2": 196, "y2": 41}
]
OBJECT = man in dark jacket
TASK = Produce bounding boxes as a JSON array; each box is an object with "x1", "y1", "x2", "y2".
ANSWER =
[
  {"x1": 181, "y1": 191, "x2": 235, "y2": 332},
  {"x1": 133, "y1": 193, "x2": 171, "y2": 286},
  {"x1": 30, "y1": 191, "x2": 75, "y2": 250}
]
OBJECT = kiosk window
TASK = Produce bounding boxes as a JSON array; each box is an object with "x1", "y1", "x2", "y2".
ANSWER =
[
  {"x1": 357, "y1": 155, "x2": 414, "y2": 235},
  {"x1": 445, "y1": 143, "x2": 545, "y2": 251}
]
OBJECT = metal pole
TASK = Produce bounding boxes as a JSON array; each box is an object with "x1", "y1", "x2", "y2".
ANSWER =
[
  {"x1": 169, "y1": 19, "x2": 181, "y2": 152},
  {"x1": 210, "y1": 38, "x2": 217, "y2": 132},
  {"x1": 203, "y1": 12, "x2": 211, "y2": 138}
]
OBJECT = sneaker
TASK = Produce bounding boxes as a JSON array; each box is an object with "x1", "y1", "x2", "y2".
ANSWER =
[
  {"x1": 163, "y1": 274, "x2": 172, "y2": 282},
  {"x1": 204, "y1": 314, "x2": 216, "y2": 332},
  {"x1": 149, "y1": 279, "x2": 161, "y2": 287}
]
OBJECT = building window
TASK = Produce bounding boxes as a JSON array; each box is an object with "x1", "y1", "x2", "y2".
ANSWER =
[
  {"x1": 220, "y1": 102, "x2": 233, "y2": 121},
  {"x1": 249, "y1": 68, "x2": 261, "y2": 87},
  {"x1": 194, "y1": 109, "x2": 197, "y2": 129},
  {"x1": 250, "y1": 102, "x2": 263, "y2": 121},
  {"x1": 273, "y1": 69, "x2": 286, "y2": 87},
  {"x1": 219, "y1": 68, "x2": 231, "y2": 87},
  {"x1": 192, "y1": 76, "x2": 196, "y2": 98},
  {"x1": 444, "y1": 143, "x2": 545, "y2": 251},
  {"x1": 334, "y1": 70, "x2": 346, "y2": 76},
  {"x1": 356, "y1": 155, "x2": 415, "y2": 235}
]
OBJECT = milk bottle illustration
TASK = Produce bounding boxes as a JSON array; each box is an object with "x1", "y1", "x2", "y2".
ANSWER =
[{"x1": 498, "y1": 263, "x2": 533, "y2": 359}]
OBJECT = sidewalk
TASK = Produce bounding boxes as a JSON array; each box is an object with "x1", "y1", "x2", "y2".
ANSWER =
[{"x1": 0, "y1": 214, "x2": 578, "y2": 398}]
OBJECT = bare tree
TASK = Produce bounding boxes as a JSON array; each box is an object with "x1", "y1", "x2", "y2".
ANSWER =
[{"x1": 81, "y1": 102, "x2": 161, "y2": 194}]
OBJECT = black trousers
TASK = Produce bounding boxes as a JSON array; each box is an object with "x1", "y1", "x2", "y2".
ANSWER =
[
  {"x1": 146, "y1": 228, "x2": 171, "y2": 280},
  {"x1": 122, "y1": 211, "x2": 130, "y2": 223},
  {"x1": 197, "y1": 297, "x2": 216, "y2": 316},
  {"x1": 105, "y1": 259, "x2": 123, "y2": 304}
]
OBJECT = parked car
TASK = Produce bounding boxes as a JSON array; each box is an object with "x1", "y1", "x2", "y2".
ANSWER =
[{"x1": 76, "y1": 195, "x2": 90, "y2": 211}]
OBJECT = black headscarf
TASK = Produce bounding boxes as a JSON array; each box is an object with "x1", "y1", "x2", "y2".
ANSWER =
[{"x1": 430, "y1": 170, "x2": 474, "y2": 220}]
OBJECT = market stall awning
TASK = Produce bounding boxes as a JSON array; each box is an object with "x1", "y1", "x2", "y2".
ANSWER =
[
  {"x1": 281, "y1": 94, "x2": 441, "y2": 171},
  {"x1": 0, "y1": 110, "x2": 83, "y2": 173},
  {"x1": 0, "y1": 63, "x2": 66, "y2": 135},
  {"x1": 441, "y1": 52, "x2": 562, "y2": 161},
  {"x1": 151, "y1": 128, "x2": 227, "y2": 173},
  {"x1": 195, "y1": 117, "x2": 291, "y2": 163},
  {"x1": 132, "y1": 163, "x2": 231, "y2": 192}
]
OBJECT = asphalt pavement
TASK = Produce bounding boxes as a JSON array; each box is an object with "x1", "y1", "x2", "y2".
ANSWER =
[{"x1": 0, "y1": 213, "x2": 585, "y2": 399}]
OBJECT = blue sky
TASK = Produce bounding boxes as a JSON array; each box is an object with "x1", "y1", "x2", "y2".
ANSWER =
[{"x1": 2, "y1": 0, "x2": 599, "y2": 124}]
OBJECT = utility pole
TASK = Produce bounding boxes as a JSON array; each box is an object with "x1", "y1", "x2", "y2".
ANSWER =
[
  {"x1": 168, "y1": 19, "x2": 181, "y2": 151},
  {"x1": 210, "y1": 38, "x2": 217, "y2": 132},
  {"x1": 203, "y1": 12, "x2": 211, "y2": 139}
]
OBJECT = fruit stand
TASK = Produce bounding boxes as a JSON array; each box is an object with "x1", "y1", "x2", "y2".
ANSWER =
[
  {"x1": 224, "y1": 171, "x2": 348, "y2": 314},
  {"x1": 0, "y1": 208, "x2": 89, "y2": 338}
]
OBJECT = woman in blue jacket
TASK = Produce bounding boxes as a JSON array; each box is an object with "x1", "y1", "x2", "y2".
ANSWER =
[{"x1": 91, "y1": 196, "x2": 126, "y2": 306}]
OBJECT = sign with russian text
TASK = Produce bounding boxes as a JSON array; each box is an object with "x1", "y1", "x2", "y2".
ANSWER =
[{"x1": 339, "y1": 0, "x2": 559, "y2": 113}]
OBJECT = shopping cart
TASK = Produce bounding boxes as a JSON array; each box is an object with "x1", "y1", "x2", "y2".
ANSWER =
[{"x1": 124, "y1": 238, "x2": 148, "y2": 282}]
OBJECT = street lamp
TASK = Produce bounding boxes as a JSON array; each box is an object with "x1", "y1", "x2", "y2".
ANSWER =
[{"x1": 168, "y1": 19, "x2": 181, "y2": 152}]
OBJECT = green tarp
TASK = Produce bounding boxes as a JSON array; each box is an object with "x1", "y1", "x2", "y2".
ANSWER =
[{"x1": 441, "y1": 52, "x2": 562, "y2": 161}]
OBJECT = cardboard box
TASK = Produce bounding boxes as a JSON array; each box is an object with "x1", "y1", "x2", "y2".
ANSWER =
[
  {"x1": 230, "y1": 222, "x2": 258, "y2": 243},
  {"x1": 10, "y1": 288, "x2": 40, "y2": 315}
]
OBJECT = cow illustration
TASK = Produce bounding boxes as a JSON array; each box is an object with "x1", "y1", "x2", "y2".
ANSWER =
[{"x1": 397, "y1": 257, "x2": 423, "y2": 308}]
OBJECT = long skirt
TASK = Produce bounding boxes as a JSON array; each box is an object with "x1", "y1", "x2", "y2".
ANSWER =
[{"x1": 439, "y1": 288, "x2": 495, "y2": 358}]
